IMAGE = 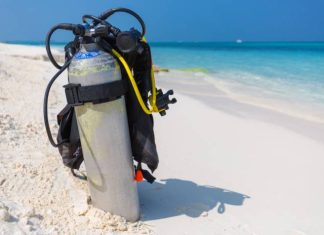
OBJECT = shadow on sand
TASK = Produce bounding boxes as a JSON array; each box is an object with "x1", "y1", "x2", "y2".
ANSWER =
[{"x1": 138, "y1": 178, "x2": 249, "y2": 221}]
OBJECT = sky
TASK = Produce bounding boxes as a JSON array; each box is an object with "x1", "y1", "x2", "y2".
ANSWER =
[{"x1": 0, "y1": 0, "x2": 323, "y2": 42}]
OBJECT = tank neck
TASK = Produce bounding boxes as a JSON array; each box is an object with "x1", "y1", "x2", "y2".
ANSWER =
[{"x1": 80, "y1": 43, "x2": 99, "y2": 52}]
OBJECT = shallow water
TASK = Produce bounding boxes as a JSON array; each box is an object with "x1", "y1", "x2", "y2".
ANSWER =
[{"x1": 151, "y1": 42, "x2": 324, "y2": 122}]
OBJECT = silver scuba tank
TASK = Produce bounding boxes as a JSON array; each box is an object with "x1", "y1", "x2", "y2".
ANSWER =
[{"x1": 68, "y1": 43, "x2": 140, "y2": 222}]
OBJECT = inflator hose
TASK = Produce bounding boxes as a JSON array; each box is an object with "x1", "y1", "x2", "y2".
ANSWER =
[
  {"x1": 111, "y1": 49, "x2": 159, "y2": 115},
  {"x1": 97, "y1": 38, "x2": 159, "y2": 114},
  {"x1": 43, "y1": 59, "x2": 72, "y2": 147}
]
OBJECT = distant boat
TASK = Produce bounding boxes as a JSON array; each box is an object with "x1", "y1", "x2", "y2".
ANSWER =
[{"x1": 236, "y1": 39, "x2": 243, "y2": 44}]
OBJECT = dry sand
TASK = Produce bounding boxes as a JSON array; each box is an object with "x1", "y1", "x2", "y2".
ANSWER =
[
  {"x1": 0, "y1": 43, "x2": 151, "y2": 234},
  {"x1": 0, "y1": 43, "x2": 324, "y2": 235}
]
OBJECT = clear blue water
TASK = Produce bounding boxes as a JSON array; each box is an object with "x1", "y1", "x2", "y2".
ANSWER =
[
  {"x1": 150, "y1": 42, "x2": 324, "y2": 106},
  {"x1": 6, "y1": 41, "x2": 324, "y2": 119},
  {"x1": 150, "y1": 42, "x2": 324, "y2": 121}
]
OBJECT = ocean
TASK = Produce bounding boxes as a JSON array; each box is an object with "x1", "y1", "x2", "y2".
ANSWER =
[
  {"x1": 7, "y1": 41, "x2": 324, "y2": 122},
  {"x1": 150, "y1": 42, "x2": 324, "y2": 122}
]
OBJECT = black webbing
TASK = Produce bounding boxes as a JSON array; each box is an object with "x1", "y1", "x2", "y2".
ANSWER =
[
  {"x1": 142, "y1": 169, "x2": 156, "y2": 183},
  {"x1": 64, "y1": 79, "x2": 128, "y2": 106}
]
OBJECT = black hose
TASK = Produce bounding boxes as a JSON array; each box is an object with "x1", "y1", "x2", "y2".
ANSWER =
[
  {"x1": 97, "y1": 8, "x2": 146, "y2": 37},
  {"x1": 43, "y1": 59, "x2": 72, "y2": 147},
  {"x1": 82, "y1": 15, "x2": 105, "y2": 24},
  {"x1": 45, "y1": 23, "x2": 79, "y2": 69},
  {"x1": 82, "y1": 14, "x2": 121, "y2": 37}
]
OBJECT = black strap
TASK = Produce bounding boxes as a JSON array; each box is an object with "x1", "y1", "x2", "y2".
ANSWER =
[
  {"x1": 136, "y1": 163, "x2": 156, "y2": 183},
  {"x1": 64, "y1": 79, "x2": 128, "y2": 106},
  {"x1": 71, "y1": 168, "x2": 87, "y2": 181},
  {"x1": 142, "y1": 169, "x2": 156, "y2": 183}
]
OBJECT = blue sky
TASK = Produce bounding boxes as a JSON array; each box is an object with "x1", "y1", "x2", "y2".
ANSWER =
[{"x1": 0, "y1": 0, "x2": 323, "y2": 42}]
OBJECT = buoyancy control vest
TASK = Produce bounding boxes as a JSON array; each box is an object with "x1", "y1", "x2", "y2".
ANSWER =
[{"x1": 56, "y1": 40, "x2": 163, "y2": 181}]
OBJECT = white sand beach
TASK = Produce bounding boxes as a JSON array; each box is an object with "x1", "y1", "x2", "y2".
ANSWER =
[{"x1": 1, "y1": 43, "x2": 324, "y2": 235}]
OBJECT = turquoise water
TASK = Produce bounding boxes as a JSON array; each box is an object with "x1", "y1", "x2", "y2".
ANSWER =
[
  {"x1": 151, "y1": 42, "x2": 324, "y2": 106},
  {"x1": 7, "y1": 41, "x2": 324, "y2": 120},
  {"x1": 149, "y1": 42, "x2": 324, "y2": 121}
]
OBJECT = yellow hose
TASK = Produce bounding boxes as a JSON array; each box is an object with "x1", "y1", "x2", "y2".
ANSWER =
[{"x1": 111, "y1": 48, "x2": 158, "y2": 115}]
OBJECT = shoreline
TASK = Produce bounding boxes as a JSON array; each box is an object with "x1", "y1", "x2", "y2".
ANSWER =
[
  {"x1": 2, "y1": 41, "x2": 323, "y2": 124},
  {"x1": 157, "y1": 69, "x2": 324, "y2": 126},
  {"x1": 2, "y1": 41, "x2": 322, "y2": 124},
  {"x1": 157, "y1": 75, "x2": 324, "y2": 144}
]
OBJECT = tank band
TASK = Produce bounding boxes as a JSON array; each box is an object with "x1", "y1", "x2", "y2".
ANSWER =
[{"x1": 64, "y1": 79, "x2": 128, "y2": 106}]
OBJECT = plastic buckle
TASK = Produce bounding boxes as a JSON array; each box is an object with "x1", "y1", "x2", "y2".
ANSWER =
[{"x1": 64, "y1": 83, "x2": 83, "y2": 106}]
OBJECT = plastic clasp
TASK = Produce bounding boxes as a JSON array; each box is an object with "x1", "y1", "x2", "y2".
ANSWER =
[{"x1": 64, "y1": 83, "x2": 83, "y2": 106}]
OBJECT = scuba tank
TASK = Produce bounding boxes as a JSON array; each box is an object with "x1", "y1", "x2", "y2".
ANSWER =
[
  {"x1": 43, "y1": 8, "x2": 176, "y2": 221},
  {"x1": 69, "y1": 43, "x2": 139, "y2": 221}
]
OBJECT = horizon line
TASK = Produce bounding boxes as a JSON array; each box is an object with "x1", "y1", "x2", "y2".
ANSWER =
[{"x1": 2, "y1": 40, "x2": 324, "y2": 45}]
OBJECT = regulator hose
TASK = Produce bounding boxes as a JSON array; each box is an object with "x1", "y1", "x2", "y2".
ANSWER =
[
  {"x1": 45, "y1": 23, "x2": 84, "y2": 69},
  {"x1": 43, "y1": 59, "x2": 72, "y2": 147},
  {"x1": 98, "y1": 8, "x2": 146, "y2": 37}
]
